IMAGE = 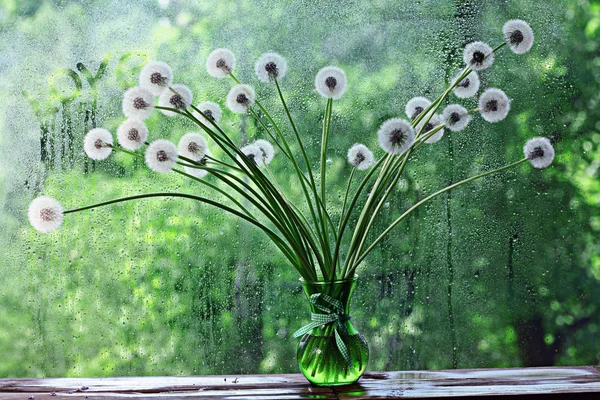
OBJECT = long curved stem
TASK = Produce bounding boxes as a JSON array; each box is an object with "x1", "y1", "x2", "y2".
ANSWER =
[
  {"x1": 350, "y1": 158, "x2": 528, "y2": 271},
  {"x1": 64, "y1": 192, "x2": 311, "y2": 279}
]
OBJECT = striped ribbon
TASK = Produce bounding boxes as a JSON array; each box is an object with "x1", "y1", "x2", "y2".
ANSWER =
[{"x1": 293, "y1": 293, "x2": 353, "y2": 366}]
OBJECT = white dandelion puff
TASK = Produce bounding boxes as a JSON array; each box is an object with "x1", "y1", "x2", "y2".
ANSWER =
[
  {"x1": 192, "y1": 101, "x2": 222, "y2": 125},
  {"x1": 442, "y1": 104, "x2": 472, "y2": 132},
  {"x1": 206, "y1": 48, "x2": 235, "y2": 78},
  {"x1": 122, "y1": 87, "x2": 154, "y2": 119},
  {"x1": 145, "y1": 139, "x2": 178, "y2": 172},
  {"x1": 452, "y1": 71, "x2": 480, "y2": 99},
  {"x1": 255, "y1": 52, "x2": 288, "y2": 83},
  {"x1": 478, "y1": 88, "x2": 511, "y2": 123},
  {"x1": 417, "y1": 114, "x2": 445, "y2": 144},
  {"x1": 117, "y1": 119, "x2": 148, "y2": 151},
  {"x1": 178, "y1": 133, "x2": 208, "y2": 161},
  {"x1": 184, "y1": 149, "x2": 211, "y2": 179},
  {"x1": 405, "y1": 97, "x2": 432, "y2": 120},
  {"x1": 238, "y1": 144, "x2": 264, "y2": 166},
  {"x1": 315, "y1": 66, "x2": 347, "y2": 99},
  {"x1": 253, "y1": 139, "x2": 275, "y2": 165},
  {"x1": 139, "y1": 61, "x2": 173, "y2": 96},
  {"x1": 159, "y1": 84, "x2": 193, "y2": 117},
  {"x1": 84, "y1": 128, "x2": 113, "y2": 160},
  {"x1": 28, "y1": 196, "x2": 64, "y2": 233},
  {"x1": 226, "y1": 84, "x2": 256, "y2": 113},
  {"x1": 503, "y1": 20, "x2": 534, "y2": 55},
  {"x1": 463, "y1": 41, "x2": 494, "y2": 71},
  {"x1": 377, "y1": 118, "x2": 415, "y2": 155},
  {"x1": 524, "y1": 137, "x2": 554, "y2": 169},
  {"x1": 347, "y1": 144, "x2": 374, "y2": 170}
]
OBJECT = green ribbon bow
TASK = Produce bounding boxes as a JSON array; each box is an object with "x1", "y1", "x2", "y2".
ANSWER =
[{"x1": 293, "y1": 293, "x2": 353, "y2": 366}]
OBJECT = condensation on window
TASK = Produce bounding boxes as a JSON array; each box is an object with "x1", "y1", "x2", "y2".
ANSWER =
[{"x1": 0, "y1": 0, "x2": 598, "y2": 377}]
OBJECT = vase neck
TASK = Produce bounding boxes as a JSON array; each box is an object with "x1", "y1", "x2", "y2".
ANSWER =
[{"x1": 301, "y1": 278, "x2": 357, "y2": 315}]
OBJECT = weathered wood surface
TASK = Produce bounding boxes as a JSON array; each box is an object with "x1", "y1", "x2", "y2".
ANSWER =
[{"x1": 0, "y1": 366, "x2": 599, "y2": 399}]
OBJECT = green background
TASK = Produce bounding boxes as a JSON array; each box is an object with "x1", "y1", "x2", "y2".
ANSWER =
[{"x1": 0, "y1": 0, "x2": 599, "y2": 376}]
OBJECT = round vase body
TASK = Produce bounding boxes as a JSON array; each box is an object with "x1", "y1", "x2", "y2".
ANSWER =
[{"x1": 296, "y1": 276, "x2": 369, "y2": 386}]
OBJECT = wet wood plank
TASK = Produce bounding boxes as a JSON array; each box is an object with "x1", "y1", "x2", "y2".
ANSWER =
[{"x1": 0, "y1": 367, "x2": 598, "y2": 399}]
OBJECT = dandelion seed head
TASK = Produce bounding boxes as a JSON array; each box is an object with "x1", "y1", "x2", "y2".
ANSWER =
[
  {"x1": 117, "y1": 119, "x2": 148, "y2": 151},
  {"x1": 253, "y1": 139, "x2": 275, "y2": 165},
  {"x1": 84, "y1": 128, "x2": 113, "y2": 160},
  {"x1": 347, "y1": 143, "x2": 374, "y2": 170},
  {"x1": 159, "y1": 84, "x2": 193, "y2": 117},
  {"x1": 478, "y1": 88, "x2": 510, "y2": 123},
  {"x1": 178, "y1": 133, "x2": 208, "y2": 161},
  {"x1": 524, "y1": 137, "x2": 554, "y2": 169},
  {"x1": 405, "y1": 97, "x2": 432, "y2": 120},
  {"x1": 238, "y1": 144, "x2": 264, "y2": 166},
  {"x1": 145, "y1": 139, "x2": 178, "y2": 172},
  {"x1": 184, "y1": 148, "x2": 211, "y2": 179},
  {"x1": 226, "y1": 84, "x2": 256, "y2": 113},
  {"x1": 140, "y1": 61, "x2": 173, "y2": 96},
  {"x1": 377, "y1": 118, "x2": 415, "y2": 155},
  {"x1": 417, "y1": 114, "x2": 445, "y2": 144},
  {"x1": 452, "y1": 71, "x2": 480, "y2": 98},
  {"x1": 122, "y1": 87, "x2": 154, "y2": 119},
  {"x1": 192, "y1": 101, "x2": 222, "y2": 125},
  {"x1": 28, "y1": 196, "x2": 64, "y2": 233},
  {"x1": 255, "y1": 52, "x2": 288, "y2": 83},
  {"x1": 503, "y1": 20, "x2": 534, "y2": 54},
  {"x1": 463, "y1": 41, "x2": 494, "y2": 71},
  {"x1": 442, "y1": 104, "x2": 471, "y2": 132},
  {"x1": 206, "y1": 48, "x2": 235, "y2": 78},
  {"x1": 315, "y1": 66, "x2": 347, "y2": 99}
]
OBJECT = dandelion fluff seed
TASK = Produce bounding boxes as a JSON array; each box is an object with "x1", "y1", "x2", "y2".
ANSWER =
[
  {"x1": 463, "y1": 41, "x2": 494, "y2": 71},
  {"x1": 178, "y1": 133, "x2": 208, "y2": 161},
  {"x1": 253, "y1": 139, "x2": 275, "y2": 165},
  {"x1": 192, "y1": 101, "x2": 222, "y2": 125},
  {"x1": 416, "y1": 114, "x2": 445, "y2": 144},
  {"x1": 405, "y1": 97, "x2": 432, "y2": 120},
  {"x1": 184, "y1": 148, "x2": 211, "y2": 179},
  {"x1": 478, "y1": 88, "x2": 511, "y2": 123},
  {"x1": 84, "y1": 128, "x2": 113, "y2": 160},
  {"x1": 117, "y1": 119, "x2": 148, "y2": 151},
  {"x1": 226, "y1": 84, "x2": 256, "y2": 113},
  {"x1": 255, "y1": 52, "x2": 287, "y2": 83},
  {"x1": 145, "y1": 139, "x2": 178, "y2": 172},
  {"x1": 122, "y1": 87, "x2": 154, "y2": 119},
  {"x1": 28, "y1": 196, "x2": 64, "y2": 233},
  {"x1": 206, "y1": 48, "x2": 235, "y2": 78},
  {"x1": 377, "y1": 118, "x2": 415, "y2": 155},
  {"x1": 524, "y1": 137, "x2": 554, "y2": 169},
  {"x1": 238, "y1": 144, "x2": 264, "y2": 166},
  {"x1": 452, "y1": 71, "x2": 480, "y2": 98},
  {"x1": 347, "y1": 143, "x2": 374, "y2": 170},
  {"x1": 503, "y1": 19, "x2": 534, "y2": 54},
  {"x1": 159, "y1": 84, "x2": 193, "y2": 117},
  {"x1": 442, "y1": 104, "x2": 471, "y2": 132},
  {"x1": 315, "y1": 66, "x2": 347, "y2": 99},
  {"x1": 139, "y1": 61, "x2": 173, "y2": 96}
]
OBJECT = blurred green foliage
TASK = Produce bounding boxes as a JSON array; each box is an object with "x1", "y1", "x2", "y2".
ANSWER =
[{"x1": 0, "y1": 0, "x2": 599, "y2": 377}]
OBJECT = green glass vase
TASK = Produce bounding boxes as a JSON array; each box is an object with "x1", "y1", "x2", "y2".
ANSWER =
[{"x1": 296, "y1": 276, "x2": 369, "y2": 386}]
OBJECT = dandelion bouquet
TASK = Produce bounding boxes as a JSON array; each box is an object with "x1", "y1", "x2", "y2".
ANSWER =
[{"x1": 28, "y1": 20, "x2": 554, "y2": 384}]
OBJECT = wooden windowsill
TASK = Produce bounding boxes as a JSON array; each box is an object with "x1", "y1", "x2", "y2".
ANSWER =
[{"x1": 1, "y1": 366, "x2": 599, "y2": 399}]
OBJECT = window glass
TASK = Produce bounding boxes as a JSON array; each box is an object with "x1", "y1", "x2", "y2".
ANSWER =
[{"x1": 0, "y1": 0, "x2": 598, "y2": 376}]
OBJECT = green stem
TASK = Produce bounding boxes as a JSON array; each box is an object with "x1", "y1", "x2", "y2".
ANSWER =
[
  {"x1": 352, "y1": 158, "x2": 528, "y2": 269},
  {"x1": 64, "y1": 192, "x2": 310, "y2": 279},
  {"x1": 320, "y1": 98, "x2": 334, "y2": 276},
  {"x1": 331, "y1": 156, "x2": 386, "y2": 274},
  {"x1": 331, "y1": 167, "x2": 355, "y2": 279},
  {"x1": 274, "y1": 77, "x2": 318, "y2": 197},
  {"x1": 274, "y1": 77, "x2": 338, "y2": 242}
]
